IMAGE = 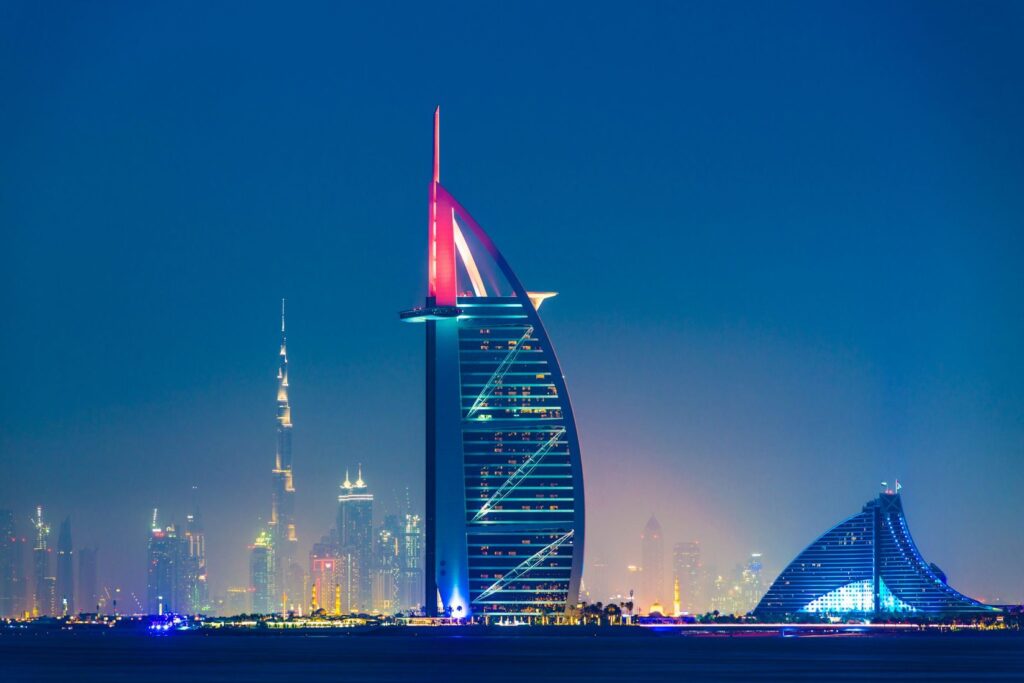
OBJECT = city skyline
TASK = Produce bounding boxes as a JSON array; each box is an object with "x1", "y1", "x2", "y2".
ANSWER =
[{"x1": 3, "y1": 2, "x2": 1023, "y2": 612}]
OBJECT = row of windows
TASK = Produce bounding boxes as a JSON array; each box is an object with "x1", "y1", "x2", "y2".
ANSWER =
[
  {"x1": 462, "y1": 430, "x2": 566, "y2": 438},
  {"x1": 470, "y1": 495, "x2": 572, "y2": 502},
  {"x1": 466, "y1": 465, "x2": 571, "y2": 475},
  {"x1": 465, "y1": 386, "x2": 559, "y2": 395},
  {"x1": 458, "y1": 307, "x2": 580, "y2": 613}
]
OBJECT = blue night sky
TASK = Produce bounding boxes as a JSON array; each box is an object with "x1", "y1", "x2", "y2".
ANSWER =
[{"x1": 2, "y1": 1, "x2": 1022, "y2": 606}]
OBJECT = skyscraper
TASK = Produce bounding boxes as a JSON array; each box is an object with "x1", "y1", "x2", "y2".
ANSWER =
[
  {"x1": 270, "y1": 300, "x2": 300, "y2": 610},
  {"x1": 0, "y1": 510, "x2": 27, "y2": 618},
  {"x1": 181, "y1": 492, "x2": 208, "y2": 614},
  {"x1": 337, "y1": 468, "x2": 373, "y2": 612},
  {"x1": 640, "y1": 516, "x2": 665, "y2": 613},
  {"x1": 400, "y1": 513, "x2": 423, "y2": 612},
  {"x1": 249, "y1": 528, "x2": 274, "y2": 614},
  {"x1": 31, "y1": 506, "x2": 50, "y2": 615},
  {"x1": 78, "y1": 547, "x2": 98, "y2": 614},
  {"x1": 401, "y1": 109, "x2": 586, "y2": 621},
  {"x1": 146, "y1": 511, "x2": 180, "y2": 615},
  {"x1": 56, "y1": 517, "x2": 74, "y2": 615},
  {"x1": 309, "y1": 536, "x2": 344, "y2": 615},
  {"x1": 739, "y1": 553, "x2": 763, "y2": 614},
  {"x1": 672, "y1": 541, "x2": 702, "y2": 614},
  {"x1": 371, "y1": 517, "x2": 401, "y2": 614}
]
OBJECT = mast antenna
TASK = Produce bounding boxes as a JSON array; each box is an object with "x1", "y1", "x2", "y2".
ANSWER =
[{"x1": 433, "y1": 106, "x2": 440, "y2": 183}]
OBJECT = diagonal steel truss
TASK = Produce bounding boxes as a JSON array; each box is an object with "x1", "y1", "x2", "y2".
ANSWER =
[
  {"x1": 472, "y1": 529, "x2": 574, "y2": 603},
  {"x1": 472, "y1": 427, "x2": 566, "y2": 522},
  {"x1": 466, "y1": 325, "x2": 535, "y2": 418}
]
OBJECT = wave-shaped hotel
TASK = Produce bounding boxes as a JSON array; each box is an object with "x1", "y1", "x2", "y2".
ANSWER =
[
  {"x1": 402, "y1": 109, "x2": 585, "y2": 621},
  {"x1": 753, "y1": 486, "x2": 999, "y2": 620}
]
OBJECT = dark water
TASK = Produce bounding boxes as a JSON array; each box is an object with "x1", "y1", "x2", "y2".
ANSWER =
[{"x1": 2, "y1": 630, "x2": 1023, "y2": 682}]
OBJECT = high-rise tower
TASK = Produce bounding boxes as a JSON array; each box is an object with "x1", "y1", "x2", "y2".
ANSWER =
[
  {"x1": 337, "y1": 467, "x2": 374, "y2": 612},
  {"x1": 146, "y1": 511, "x2": 181, "y2": 615},
  {"x1": 0, "y1": 510, "x2": 28, "y2": 618},
  {"x1": 672, "y1": 541, "x2": 702, "y2": 614},
  {"x1": 31, "y1": 506, "x2": 50, "y2": 615},
  {"x1": 182, "y1": 488, "x2": 208, "y2": 614},
  {"x1": 640, "y1": 516, "x2": 665, "y2": 612},
  {"x1": 401, "y1": 109, "x2": 586, "y2": 621},
  {"x1": 400, "y1": 512, "x2": 423, "y2": 612},
  {"x1": 249, "y1": 528, "x2": 274, "y2": 614},
  {"x1": 56, "y1": 517, "x2": 73, "y2": 615},
  {"x1": 371, "y1": 516, "x2": 401, "y2": 614},
  {"x1": 270, "y1": 299, "x2": 299, "y2": 610}
]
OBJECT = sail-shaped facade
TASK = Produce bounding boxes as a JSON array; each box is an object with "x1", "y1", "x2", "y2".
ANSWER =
[
  {"x1": 753, "y1": 488, "x2": 999, "y2": 620},
  {"x1": 402, "y1": 109, "x2": 585, "y2": 621}
]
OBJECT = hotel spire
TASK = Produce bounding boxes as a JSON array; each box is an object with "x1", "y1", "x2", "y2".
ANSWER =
[{"x1": 400, "y1": 110, "x2": 586, "y2": 619}]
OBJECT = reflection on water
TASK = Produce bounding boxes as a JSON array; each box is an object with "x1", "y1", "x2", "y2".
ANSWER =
[{"x1": 2, "y1": 631, "x2": 1022, "y2": 682}]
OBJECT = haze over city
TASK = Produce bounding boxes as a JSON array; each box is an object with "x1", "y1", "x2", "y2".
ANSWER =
[{"x1": 2, "y1": 0, "x2": 1023, "y2": 616}]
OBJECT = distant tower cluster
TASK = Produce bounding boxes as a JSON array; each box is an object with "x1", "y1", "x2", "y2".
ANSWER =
[
  {"x1": 145, "y1": 500, "x2": 209, "y2": 616},
  {"x1": 302, "y1": 471, "x2": 424, "y2": 618},
  {"x1": 3, "y1": 508, "x2": 100, "y2": 618}
]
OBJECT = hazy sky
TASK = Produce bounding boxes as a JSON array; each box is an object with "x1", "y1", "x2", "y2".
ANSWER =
[{"x1": 2, "y1": 1, "x2": 1022, "y2": 607}]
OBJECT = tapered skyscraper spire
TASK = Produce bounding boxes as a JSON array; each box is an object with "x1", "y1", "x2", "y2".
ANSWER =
[
  {"x1": 270, "y1": 298, "x2": 297, "y2": 612},
  {"x1": 277, "y1": 298, "x2": 290, "y2": 427}
]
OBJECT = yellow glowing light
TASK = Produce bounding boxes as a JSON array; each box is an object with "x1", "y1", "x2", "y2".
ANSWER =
[{"x1": 527, "y1": 291, "x2": 557, "y2": 310}]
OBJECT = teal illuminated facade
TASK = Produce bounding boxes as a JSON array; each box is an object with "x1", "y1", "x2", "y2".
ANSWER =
[
  {"x1": 456, "y1": 297, "x2": 583, "y2": 620},
  {"x1": 753, "y1": 489, "x2": 998, "y2": 620},
  {"x1": 402, "y1": 110, "x2": 585, "y2": 620}
]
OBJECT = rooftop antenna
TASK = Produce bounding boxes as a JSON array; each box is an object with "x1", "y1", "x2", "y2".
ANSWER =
[
  {"x1": 433, "y1": 106, "x2": 440, "y2": 183},
  {"x1": 151, "y1": 508, "x2": 159, "y2": 531},
  {"x1": 281, "y1": 298, "x2": 286, "y2": 334}
]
